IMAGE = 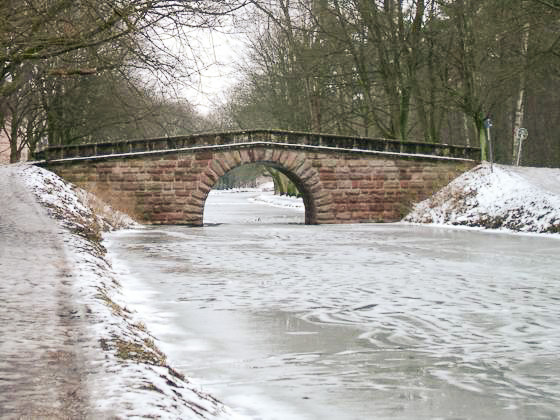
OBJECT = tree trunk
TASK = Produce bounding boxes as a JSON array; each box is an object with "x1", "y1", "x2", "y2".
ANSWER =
[
  {"x1": 9, "y1": 119, "x2": 21, "y2": 163},
  {"x1": 463, "y1": 113, "x2": 471, "y2": 147},
  {"x1": 512, "y1": 20, "x2": 530, "y2": 165},
  {"x1": 475, "y1": 113, "x2": 488, "y2": 161}
]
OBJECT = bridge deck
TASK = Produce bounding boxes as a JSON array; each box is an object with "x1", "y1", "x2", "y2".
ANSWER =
[{"x1": 35, "y1": 130, "x2": 480, "y2": 162}]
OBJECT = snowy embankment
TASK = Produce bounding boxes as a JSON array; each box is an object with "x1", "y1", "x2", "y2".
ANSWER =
[
  {"x1": 404, "y1": 163, "x2": 560, "y2": 235},
  {"x1": 20, "y1": 165, "x2": 236, "y2": 419},
  {"x1": 209, "y1": 181, "x2": 274, "y2": 195},
  {"x1": 249, "y1": 193, "x2": 305, "y2": 211}
]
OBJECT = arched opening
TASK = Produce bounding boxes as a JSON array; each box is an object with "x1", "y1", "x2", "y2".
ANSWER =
[
  {"x1": 203, "y1": 162, "x2": 310, "y2": 225},
  {"x1": 190, "y1": 148, "x2": 335, "y2": 226}
]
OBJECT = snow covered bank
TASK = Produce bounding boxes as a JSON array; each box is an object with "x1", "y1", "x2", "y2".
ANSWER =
[
  {"x1": 249, "y1": 193, "x2": 305, "y2": 211},
  {"x1": 404, "y1": 163, "x2": 560, "y2": 234},
  {"x1": 19, "y1": 164, "x2": 236, "y2": 419},
  {"x1": 209, "y1": 181, "x2": 274, "y2": 195}
]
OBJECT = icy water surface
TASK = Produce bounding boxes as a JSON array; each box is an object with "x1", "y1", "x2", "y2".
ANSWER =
[{"x1": 106, "y1": 191, "x2": 560, "y2": 420}]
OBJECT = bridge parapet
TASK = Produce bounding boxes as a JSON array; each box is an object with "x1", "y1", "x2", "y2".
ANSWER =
[{"x1": 35, "y1": 129, "x2": 480, "y2": 162}]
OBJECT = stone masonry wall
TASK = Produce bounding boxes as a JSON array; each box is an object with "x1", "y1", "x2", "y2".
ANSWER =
[{"x1": 45, "y1": 146, "x2": 475, "y2": 225}]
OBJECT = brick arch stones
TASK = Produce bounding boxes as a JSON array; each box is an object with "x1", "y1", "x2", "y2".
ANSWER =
[{"x1": 197, "y1": 148, "x2": 335, "y2": 225}]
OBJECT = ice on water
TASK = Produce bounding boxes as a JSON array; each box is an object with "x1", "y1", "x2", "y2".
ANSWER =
[{"x1": 105, "y1": 190, "x2": 560, "y2": 419}]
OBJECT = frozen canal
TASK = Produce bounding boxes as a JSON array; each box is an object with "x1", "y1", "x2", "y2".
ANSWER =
[{"x1": 105, "y1": 191, "x2": 560, "y2": 420}]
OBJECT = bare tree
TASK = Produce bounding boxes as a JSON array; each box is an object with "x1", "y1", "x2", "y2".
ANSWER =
[{"x1": 1, "y1": 0, "x2": 245, "y2": 161}]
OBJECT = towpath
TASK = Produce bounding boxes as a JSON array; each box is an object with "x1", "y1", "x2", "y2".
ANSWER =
[{"x1": 0, "y1": 164, "x2": 91, "y2": 418}]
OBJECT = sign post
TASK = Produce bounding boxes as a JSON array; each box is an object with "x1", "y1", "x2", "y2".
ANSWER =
[
  {"x1": 483, "y1": 116, "x2": 493, "y2": 173},
  {"x1": 514, "y1": 127, "x2": 528, "y2": 166}
]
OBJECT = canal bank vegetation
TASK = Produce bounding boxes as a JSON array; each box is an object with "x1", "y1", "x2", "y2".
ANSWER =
[{"x1": 19, "y1": 164, "x2": 237, "y2": 419}]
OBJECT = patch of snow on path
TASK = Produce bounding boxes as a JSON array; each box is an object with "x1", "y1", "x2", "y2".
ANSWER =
[{"x1": 404, "y1": 163, "x2": 560, "y2": 234}]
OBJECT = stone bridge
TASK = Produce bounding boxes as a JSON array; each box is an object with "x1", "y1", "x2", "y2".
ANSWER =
[{"x1": 36, "y1": 130, "x2": 479, "y2": 225}]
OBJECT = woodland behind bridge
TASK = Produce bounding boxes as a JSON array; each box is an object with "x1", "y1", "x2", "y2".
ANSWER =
[{"x1": 1, "y1": 0, "x2": 559, "y2": 167}]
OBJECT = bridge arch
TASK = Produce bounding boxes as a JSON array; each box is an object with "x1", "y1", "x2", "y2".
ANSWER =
[{"x1": 193, "y1": 148, "x2": 335, "y2": 225}]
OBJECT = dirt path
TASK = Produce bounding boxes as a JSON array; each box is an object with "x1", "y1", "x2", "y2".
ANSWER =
[{"x1": 0, "y1": 164, "x2": 91, "y2": 418}]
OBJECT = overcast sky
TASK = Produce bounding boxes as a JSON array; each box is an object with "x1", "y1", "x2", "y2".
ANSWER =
[{"x1": 180, "y1": 26, "x2": 247, "y2": 115}]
